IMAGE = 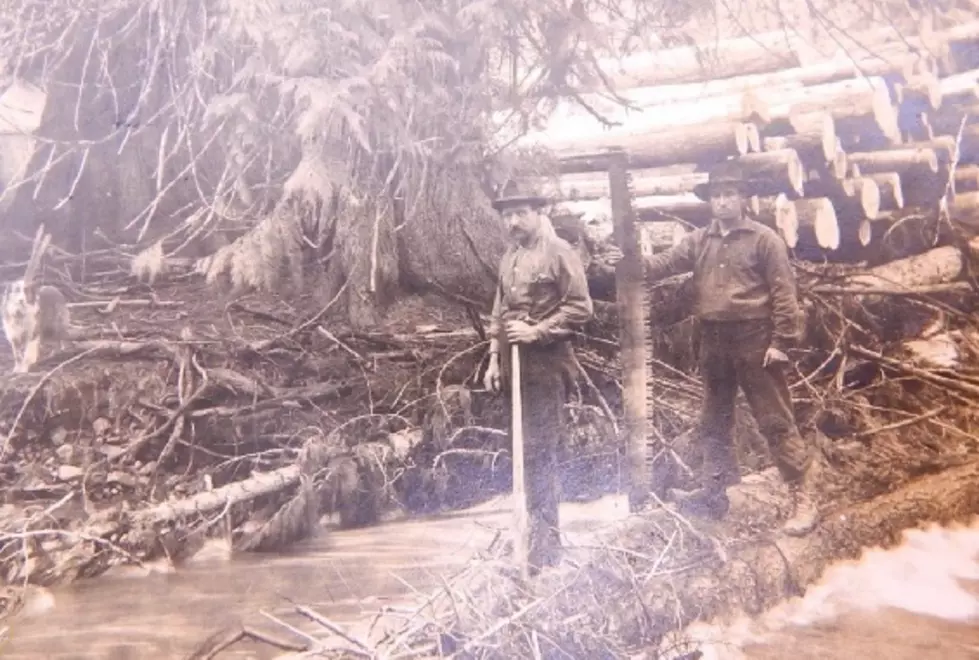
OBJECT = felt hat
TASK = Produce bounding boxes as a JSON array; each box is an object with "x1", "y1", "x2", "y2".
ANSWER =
[
  {"x1": 706, "y1": 169, "x2": 745, "y2": 194},
  {"x1": 491, "y1": 180, "x2": 552, "y2": 212}
]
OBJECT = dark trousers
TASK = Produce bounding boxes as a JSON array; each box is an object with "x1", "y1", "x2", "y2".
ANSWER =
[
  {"x1": 698, "y1": 319, "x2": 812, "y2": 492},
  {"x1": 501, "y1": 341, "x2": 572, "y2": 570}
]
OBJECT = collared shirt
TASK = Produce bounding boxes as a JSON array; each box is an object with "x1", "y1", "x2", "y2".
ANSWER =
[
  {"x1": 644, "y1": 218, "x2": 802, "y2": 350},
  {"x1": 488, "y1": 234, "x2": 594, "y2": 344}
]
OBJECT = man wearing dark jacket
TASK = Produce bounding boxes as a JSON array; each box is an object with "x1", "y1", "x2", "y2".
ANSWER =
[
  {"x1": 483, "y1": 192, "x2": 594, "y2": 572},
  {"x1": 609, "y1": 171, "x2": 818, "y2": 536}
]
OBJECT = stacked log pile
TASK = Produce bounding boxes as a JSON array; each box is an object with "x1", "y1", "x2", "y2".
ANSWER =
[{"x1": 522, "y1": 19, "x2": 979, "y2": 278}]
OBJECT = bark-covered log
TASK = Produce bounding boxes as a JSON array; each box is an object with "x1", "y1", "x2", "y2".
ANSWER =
[
  {"x1": 752, "y1": 194, "x2": 799, "y2": 248},
  {"x1": 850, "y1": 145, "x2": 944, "y2": 208},
  {"x1": 938, "y1": 69, "x2": 979, "y2": 104},
  {"x1": 793, "y1": 197, "x2": 840, "y2": 251},
  {"x1": 899, "y1": 72, "x2": 943, "y2": 111},
  {"x1": 809, "y1": 140, "x2": 848, "y2": 182},
  {"x1": 844, "y1": 236, "x2": 979, "y2": 292},
  {"x1": 597, "y1": 29, "x2": 825, "y2": 89},
  {"x1": 949, "y1": 190, "x2": 979, "y2": 230},
  {"x1": 867, "y1": 172, "x2": 905, "y2": 210},
  {"x1": 598, "y1": 28, "x2": 933, "y2": 94},
  {"x1": 540, "y1": 89, "x2": 769, "y2": 138},
  {"x1": 954, "y1": 165, "x2": 979, "y2": 193},
  {"x1": 710, "y1": 149, "x2": 805, "y2": 198},
  {"x1": 745, "y1": 123, "x2": 762, "y2": 152},
  {"x1": 957, "y1": 124, "x2": 979, "y2": 164},
  {"x1": 533, "y1": 121, "x2": 753, "y2": 170},
  {"x1": 761, "y1": 112, "x2": 836, "y2": 167},
  {"x1": 925, "y1": 101, "x2": 979, "y2": 136},
  {"x1": 847, "y1": 147, "x2": 940, "y2": 178},
  {"x1": 766, "y1": 76, "x2": 901, "y2": 146}
]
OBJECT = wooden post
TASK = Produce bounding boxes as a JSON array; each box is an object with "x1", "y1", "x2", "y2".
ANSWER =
[
  {"x1": 510, "y1": 343, "x2": 530, "y2": 580},
  {"x1": 607, "y1": 151, "x2": 650, "y2": 511}
]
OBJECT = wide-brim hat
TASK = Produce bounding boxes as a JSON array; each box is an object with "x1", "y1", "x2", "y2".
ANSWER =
[
  {"x1": 705, "y1": 170, "x2": 745, "y2": 193},
  {"x1": 491, "y1": 194, "x2": 552, "y2": 213}
]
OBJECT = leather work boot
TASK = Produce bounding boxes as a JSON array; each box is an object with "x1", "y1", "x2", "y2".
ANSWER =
[
  {"x1": 782, "y1": 482, "x2": 819, "y2": 536},
  {"x1": 668, "y1": 486, "x2": 730, "y2": 520}
]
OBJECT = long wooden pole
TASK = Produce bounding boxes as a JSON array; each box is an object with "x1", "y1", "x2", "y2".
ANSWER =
[
  {"x1": 510, "y1": 343, "x2": 530, "y2": 580},
  {"x1": 607, "y1": 151, "x2": 650, "y2": 511}
]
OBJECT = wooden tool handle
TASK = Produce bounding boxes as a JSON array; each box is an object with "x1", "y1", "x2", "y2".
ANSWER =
[{"x1": 510, "y1": 343, "x2": 530, "y2": 579}]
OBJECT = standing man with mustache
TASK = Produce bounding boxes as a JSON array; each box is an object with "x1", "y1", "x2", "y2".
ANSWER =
[
  {"x1": 483, "y1": 191, "x2": 594, "y2": 574},
  {"x1": 608, "y1": 170, "x2": 819, "y2": 536}
]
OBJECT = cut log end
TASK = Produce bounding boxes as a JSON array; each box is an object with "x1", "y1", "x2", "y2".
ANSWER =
[
  {"x1": 755, "y1": 193, "x2": 799, "y2": 248},
  {"x1": 954, "y1": 165, "x2": 979, "y2": 194},
  {"x1": 734, "y1": 123, "x2": 751, "y2": 156},
  {"x1": 855, "y1": 177, "x2": 882, "y2": 220},
  {"x1": 858, "y1": 218, "x2": 873, "y2": 247},
  {"x1": 744, "y1": 123, "x2": 762, "y2": 152},
  {"x1": 794, "y1": 197, "x2": 840, "y2": 250},
  {"x1": 904, "y1": 73, "x2": 944, "y2": 110},
  {"x1": 869, "y1": 172, "x2": 905, "y2": 210}
]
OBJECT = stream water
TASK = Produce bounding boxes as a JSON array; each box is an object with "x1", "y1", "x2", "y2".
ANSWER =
[{"x1": 3, "y1": 496, "x2": 979, "y2": 659}]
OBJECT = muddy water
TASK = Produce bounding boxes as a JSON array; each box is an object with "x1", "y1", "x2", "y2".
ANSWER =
[{"x1": 4, "y1": 501, "x2": 979, "y2": 660}]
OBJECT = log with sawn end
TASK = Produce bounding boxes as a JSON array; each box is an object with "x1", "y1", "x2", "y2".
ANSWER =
[
  {"x1": 596, "y1": 28, "x2": 825, "y2": 89},
  {"x1": 770, "y1": 76, "x2": 901, "y2": 146},
  {"x1": 938, "y1": 69, "x2": 979, "y2": 104},
  {"x1": 792, "y1": 197, "x2": 840, "y2": 252},
  {"x1": 752, "y1": 194, "x2": 799, "y2": 248},
  {"x1": 955, "y1": 165, "x2": 979, "y2": 193},
  {"x1": 846, "y1": 147, "x2": 939, "y2": 179},
  {"x1": 540, "y1": 87, "x2": 770, "y2": 136},
  {"x1": 853, "y1": 145, "x2": 944, "y2": 207},
  {"x1": 923, "y1": 102, "x2": 979, "y2": 137},
  {"x1": 866, "y1": 172, "x2": 905, "y2": 210},
  {"x1": 761, "y1": 112, "x2": 836, "y2": 168},
  {"x1": 709, "y1": 149, "x2": 805, "y2": 198},
  {"x1": 864, "y1": 192, "x2": 979, "y2": 265},
  {"x1": 898, "y1": 73, "x2": 944, "y2": 112},
  {"x1": 805, "y1": 177, "x2": 880, "y2": 251},
  {"x1": 537, "y1": 121, "x2": 754, "y2": 170},
  {"x1": 745, "y1": 123, "x2": 762, "y2": 152}
]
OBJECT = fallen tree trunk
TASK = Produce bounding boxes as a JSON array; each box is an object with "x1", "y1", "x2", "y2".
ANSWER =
[
  {"x1": 899, "y1": 72, "x2": 944, "y2": 111},
  {"x1": 710, "y1": 149, "x2": 805, "y2": 198},
  {"x1": 938, "y1": 68, "x2": 979, "y2": 104},
  {"x1": 954, "y1": 165, "x2": 979, "y2": 193},
  {"x1": 843, "y1": 236, "x2": 979, "y2": 292},
  {"x1": 373, "y1": 456, "x2": 979, "y2": 660},
  {"x1": 539, "y1": 89, "x2": 769, "y2": 136},
  {"x1": 596, "y1": 23, "x2": 947, "y2": 89},
  {"x1": 925, "y1": 101, "x2": 979, "y2": 136},
  {"x1": 639, "y1": 460, "x2": 979, "y2": 652},
  {"x1": 596, "y1": 29, "x2": 824, "y2": 89},
  {"x1": 768, "y1": 76, "x2": 901, "y2": 146},
  {"x1": 847, "y1": 147, "x2": 941, "y2": 207},
  {"x1": 532, "y1": 120, "x2": 753, "y2": 169},
  {"x1": 761, "y1": 112, "x2": 836, "y2": 168}
]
